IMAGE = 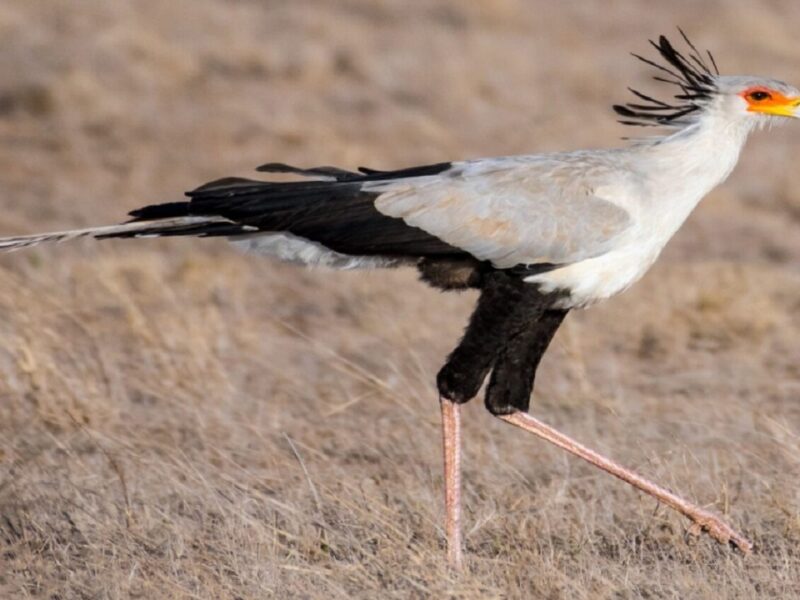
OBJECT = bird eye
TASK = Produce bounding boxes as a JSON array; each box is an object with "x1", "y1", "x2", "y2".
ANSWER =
[{"x1": 748, "y1": 90, "x2": 771, "y2": 101}]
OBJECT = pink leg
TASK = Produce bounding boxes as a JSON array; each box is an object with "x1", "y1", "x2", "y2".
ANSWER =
[
  {"x1": 440, "y1": 397, "x2": 463, "y2": 569},
  {"x1": 499, "y1": 411, "x2": 752, "y2": 554}
]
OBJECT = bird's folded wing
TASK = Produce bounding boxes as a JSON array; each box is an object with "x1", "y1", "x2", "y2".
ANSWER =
[{"x1": 371, "y1": 162, "x2": 634, "y2": 268}]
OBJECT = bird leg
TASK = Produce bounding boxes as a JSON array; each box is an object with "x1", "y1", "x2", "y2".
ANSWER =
[
  {"x1": 483, "y1": 303, "x2": 752, "y2": 554},
  {"x1": 436, "y1": 274, "x2": 563, "y2": 568},
  {"x1": 484, "y1": 309, "x2": 568, "y2": 415},
  {"x1": 437, "y1": 271, "x2": 531, "y2": 403},
  {"x1": 498, "y1": 411, "x2": 753, "y2": 553},
  {"x1": 440, "y1": 396, "x2": 463, "y2": 569}
]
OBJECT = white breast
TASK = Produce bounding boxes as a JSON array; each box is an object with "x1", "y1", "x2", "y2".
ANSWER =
[
  {"x1": 528, "y1": 114, "x2": 753, "y2": 309},
  {"x1": 526, "y1": 245, "x2": 661, "y2": 309}
]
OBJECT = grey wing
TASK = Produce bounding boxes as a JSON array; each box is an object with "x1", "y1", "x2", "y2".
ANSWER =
[{"x1": 370, "y1": 159, "x2": 634, "y2": 268}]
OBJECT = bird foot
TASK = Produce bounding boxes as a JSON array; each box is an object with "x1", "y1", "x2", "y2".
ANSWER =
[{"x1": 686, "y1": 510, "x2": 752, "y2": 554}]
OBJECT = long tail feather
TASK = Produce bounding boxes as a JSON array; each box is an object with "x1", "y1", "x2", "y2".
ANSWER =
[{"x1": 0, "y1": 216, "x2": 236, "y2": 252}]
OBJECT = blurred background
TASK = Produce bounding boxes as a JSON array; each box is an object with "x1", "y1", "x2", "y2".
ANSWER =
[{"x1": 0, "y1": 1, "x2": 799, "y2": 598}]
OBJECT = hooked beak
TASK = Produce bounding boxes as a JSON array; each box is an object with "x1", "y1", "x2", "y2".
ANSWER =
[
  {"x1": 749, "y1": 95, "x2": 800, "y2": 118},
  {"x1": 792, "y1": 98, "x2": 800, "y2": 118}
]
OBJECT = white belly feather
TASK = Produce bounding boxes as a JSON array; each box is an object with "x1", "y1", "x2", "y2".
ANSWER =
[
  {"x1": 230, "y1": 232, "x2": 399, "y2": 270},
  {"x1": 526, "y1": 245, "x2": 661, "y2": 309}
]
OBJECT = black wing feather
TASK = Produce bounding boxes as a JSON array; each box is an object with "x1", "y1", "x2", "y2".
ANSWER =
[{"x1": 128, "y1": 162, "x2": 464, "y2": 258}]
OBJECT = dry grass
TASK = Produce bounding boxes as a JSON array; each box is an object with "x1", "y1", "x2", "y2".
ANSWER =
[{"x1": 1, "y1": 1, "x2": 800, "y2": 598}]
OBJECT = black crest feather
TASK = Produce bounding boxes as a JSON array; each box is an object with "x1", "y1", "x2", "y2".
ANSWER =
[{"x1": 614, "y1": 29, "x2": 720, "y2": 127}]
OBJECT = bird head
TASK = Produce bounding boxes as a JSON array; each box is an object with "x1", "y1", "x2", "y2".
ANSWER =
[
  {"x1": 715, "y1": 77, "x2": 800, "y2": 121},
  {"x1": 614, "y1": 30, "x2": 800, "y2": 129}
]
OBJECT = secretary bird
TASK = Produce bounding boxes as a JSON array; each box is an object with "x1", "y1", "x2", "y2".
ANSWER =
[{"x1": 2, "y1": 31, "x2": 798, "y2": 568}]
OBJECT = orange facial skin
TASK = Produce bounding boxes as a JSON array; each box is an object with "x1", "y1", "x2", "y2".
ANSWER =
[{"x1": 741, "y1": 86, "x2": 800, "y2": 116}]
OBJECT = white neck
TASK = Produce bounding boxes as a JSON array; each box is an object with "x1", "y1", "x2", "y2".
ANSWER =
[
  {"x1": 632, "y1": 112, "x2": 755, "y2": 240},
  {"x1": 647, "y1": 111, "x2": 753, "y2": 192}
]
